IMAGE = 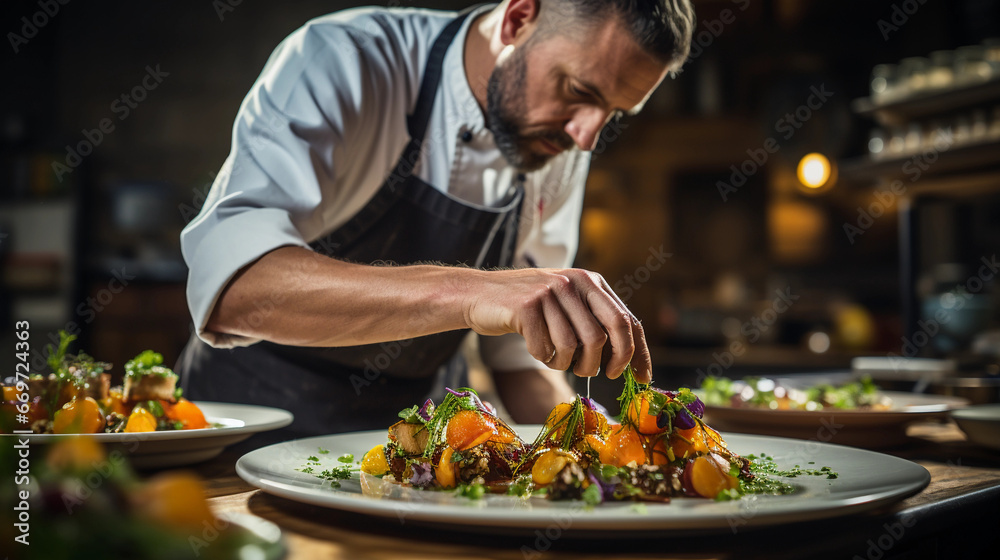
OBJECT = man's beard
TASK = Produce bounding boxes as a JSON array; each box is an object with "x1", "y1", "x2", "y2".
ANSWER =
[{"x1": 486, "y1": 44, "x2": 575, "y2": 172}]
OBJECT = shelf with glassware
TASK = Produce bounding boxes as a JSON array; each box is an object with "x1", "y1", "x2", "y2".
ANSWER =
[
  {"x1": 843, "y1": 41, "x2": 1000, "y2": 364},
  {"x1": 843, "y1": 41, "x2": 1000, "y2": 184}
]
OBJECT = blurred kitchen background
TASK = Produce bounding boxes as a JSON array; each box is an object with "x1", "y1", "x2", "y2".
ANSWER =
[{"x1": 1, "y1": 0, "x2": 999, "y2": 405}]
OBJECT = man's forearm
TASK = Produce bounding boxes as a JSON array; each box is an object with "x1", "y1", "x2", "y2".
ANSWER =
[
  {"x1": 205, "y1": 245, "x2": 653, "y2": 383},
  {"x1": 206, "y1": 246, "x2": 473, "y2": 347}
]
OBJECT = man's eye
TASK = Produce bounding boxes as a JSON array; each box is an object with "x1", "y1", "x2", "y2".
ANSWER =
[{"x1": 569, "y1": 84, "x2": 586, "y2": 97}]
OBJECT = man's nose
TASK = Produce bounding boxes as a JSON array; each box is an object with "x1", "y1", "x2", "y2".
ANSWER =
[{"x1": 564, "y1": 107, "x2": 610, "y2": 151}]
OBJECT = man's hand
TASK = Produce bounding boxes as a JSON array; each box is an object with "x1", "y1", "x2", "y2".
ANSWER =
[{"x1": 463, "y1": 268, "x2": 652, "y2": 383}]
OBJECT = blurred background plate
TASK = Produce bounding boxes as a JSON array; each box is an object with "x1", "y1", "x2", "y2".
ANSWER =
[
  {"x1": 701, "y1": 391, "x2": 968, "y2": 448},
  {"x1": 951, "y1": 404, "x2": 1000, "y2": 450},
  {"x1": 1, "y1": 402, "x2": 292, "y2": 468}
]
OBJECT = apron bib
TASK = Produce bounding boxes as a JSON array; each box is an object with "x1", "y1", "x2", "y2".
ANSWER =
[{"x1": 176, "y1": 6, "x2": 523, "y2": 435}]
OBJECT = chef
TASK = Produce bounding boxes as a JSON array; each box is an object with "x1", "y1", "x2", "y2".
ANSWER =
[{"x1": 176, "y1": 0, "x2": 694, "y2": 435}]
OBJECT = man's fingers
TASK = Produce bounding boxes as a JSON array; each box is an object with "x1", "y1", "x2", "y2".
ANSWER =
[
  {"x1": 518, "y1": 299, "x2": 558, "y2": 366},
  {"x1": 597, "y1": 274, "x2": 640, "y2": 323},
  {"x1": 584, "y1": 289, "x2": 635, "y2": 379},
  {"x1": 540, "y1": 296, "x2": 578, "y2": 371},
  {"x1": 628, "y1": 319, "x2": 653, "y2": 383},
  {"x1": 549, "y1": 281, "x2": 607, "y2": 377}
]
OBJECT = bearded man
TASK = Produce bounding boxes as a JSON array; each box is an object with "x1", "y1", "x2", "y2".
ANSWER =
[{"x1": 177, "y1": 0, "x2": 694, "y2": 435}]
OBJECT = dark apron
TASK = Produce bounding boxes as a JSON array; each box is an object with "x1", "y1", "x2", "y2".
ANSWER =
[{"x1": 176, "y1": 7, "x2": 523, "y2": 436}]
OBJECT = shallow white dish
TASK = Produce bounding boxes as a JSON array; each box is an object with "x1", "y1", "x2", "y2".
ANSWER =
[
  {"x1": 952, "y1": 404, "x2": 1000, "y2": 450},
  {"x1": 2, "y1": 402, "x2": 293, "y2": 468},
  {"x1": 235, "y1": 426, "x2": 929, "y2": 534},
  {"x1": 702, "y1": 391, "x2": 968, "y2": 447}
]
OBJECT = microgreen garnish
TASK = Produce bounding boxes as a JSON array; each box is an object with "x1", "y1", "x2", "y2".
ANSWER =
[
  {"x1": 455, "y1": 482, "x2": 486, "y2": 500},
  {"x1": 507, "y1": 475, "x2": 534, "y2": 497},
  {"x1": 298, "y1": 453, "x2": 360, "y2": 488},
  {"x1": 582, "y1": 483, "x2": 602, "y2": 506},
  {"x1": 617, "y1": 364, "x2": 643, "y2": 428}
]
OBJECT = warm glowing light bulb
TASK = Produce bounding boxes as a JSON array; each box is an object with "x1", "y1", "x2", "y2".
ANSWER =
[{"x1": 797, "y1": 153, "x2": 832, "y2": 189}]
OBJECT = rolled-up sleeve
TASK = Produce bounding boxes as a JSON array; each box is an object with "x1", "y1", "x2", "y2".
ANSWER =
[
  {"x1": 181, "y1": 19, "x2": 401, "y2": 348},
  {"x1": 479, "y1": 151, "x2": 591, "y2": 372}
]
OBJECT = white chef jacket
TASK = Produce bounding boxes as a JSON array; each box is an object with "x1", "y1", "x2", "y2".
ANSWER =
[{"x1": 180, "y1": 5, "x2": 591, "y2": 373}]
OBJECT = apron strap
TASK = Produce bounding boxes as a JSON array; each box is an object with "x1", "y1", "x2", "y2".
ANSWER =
[{"x1": 406, "y1": 5, "x2": 484, "y2": 142}]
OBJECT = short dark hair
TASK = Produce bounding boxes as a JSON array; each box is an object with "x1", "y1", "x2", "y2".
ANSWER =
[{"x1": 536, "y1": 0, "x2": 696, "y2": 71}]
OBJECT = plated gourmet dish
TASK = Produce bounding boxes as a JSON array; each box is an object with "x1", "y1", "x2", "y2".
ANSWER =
[
  {"x1": 700, "y1": 375, "x2": 890, "y2": 412},
  {"x1": 1, "y1": 331, "x2": 208, "y2": 434},
  {"x1": 352, "y1": 367, "x2": 834, "y2": 504}
]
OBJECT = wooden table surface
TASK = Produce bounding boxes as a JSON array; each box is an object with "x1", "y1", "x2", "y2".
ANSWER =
[{"x1": 196, "y1": 421, "x2": 1000, "y2": 560}]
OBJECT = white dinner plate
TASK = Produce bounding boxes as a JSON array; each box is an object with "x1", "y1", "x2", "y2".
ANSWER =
[
  {"x1": 2, "y1": 402, "x2": 293, "y2": 468},
  {"x1": 235, "y1": 426, "x2": 929, "y2": 535},
  {"x1": 952, "y1": 404, "x2": 1000, "y2": 450},
  {"x1": 702, "y1": 391, "x2": 968, "y2": 447}
]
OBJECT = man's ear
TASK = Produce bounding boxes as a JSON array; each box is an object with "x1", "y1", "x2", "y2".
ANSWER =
[{"x1": 499, "y1": 0, "x2": 541, "y2": 46}]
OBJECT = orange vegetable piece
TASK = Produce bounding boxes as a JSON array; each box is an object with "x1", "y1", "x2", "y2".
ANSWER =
[
  {"x1": 2, "y1": 386, "x2": 19, "y2": 402},
  {"x1": 542, "y1": 402, "x2": 573, "y2": 439},
  {"x1": 46, "y1": 436, "x2": 106, "y2": 472},
  {"x1": 490, "y1": 417, "x2": 517, "y2": 444},
  {"x1": 135, "y1": 472, "x2": 216, "y2": 529},
  {"x1": 52, "y1": 397, "x2": 104, "y2": 434},
  {"x1": 649, "y1": 436, "x2": 672, "y2": 465},
  {"x1": 670, "y1": 425, "x2": 709, "y2": 459},
  {"x1": 583, "y1": 408, "x2": 609, "y2": 435},
  {"x1": 689, "y1": 453, "x2": 739, "y2": 499},
  {"x1": 584, "y1": 433, "x2": 607, "y2": 456},
  {"x1": 124, "y1": 406, "x2": 157, "y2": 433},
  {"x1": 446, "y1": 410, "x2": 496, "y2": 451},
  {"x1": 623, "y1": 396, "x2": 664, "y2": 435},
  {"x1": 531, "y1": 449, "x2": 575, "y2": 485},
  {"x1": 600, "y1": 425, "x2": 647, "y2": 467},
  {"x1": 703, "y1": 425, "x2": 727, "y2": 453},
  {"x1": 101, "y1": 387, "x2": 129, "y2": 416},
  {"x1": 436, "y1": 447, "x2": 456, "y2": 488},
  {"x1": 165, "y1": 398, "x2": 208, "y2": 430}
]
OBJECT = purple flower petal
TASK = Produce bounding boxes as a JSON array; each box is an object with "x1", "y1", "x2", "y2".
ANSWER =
[
  {"x1": 409, "y1": 462, "x2": 434, "y2": 487},
  {"x1": 417, "y1": 398, "x2": 435, "y2": 421},
  {"x1": 686, "y1": 397, "x2": 705, "y2": 419},
  {"x1": 674, "y1": 409, "x2": 696, "y2": 430}
]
